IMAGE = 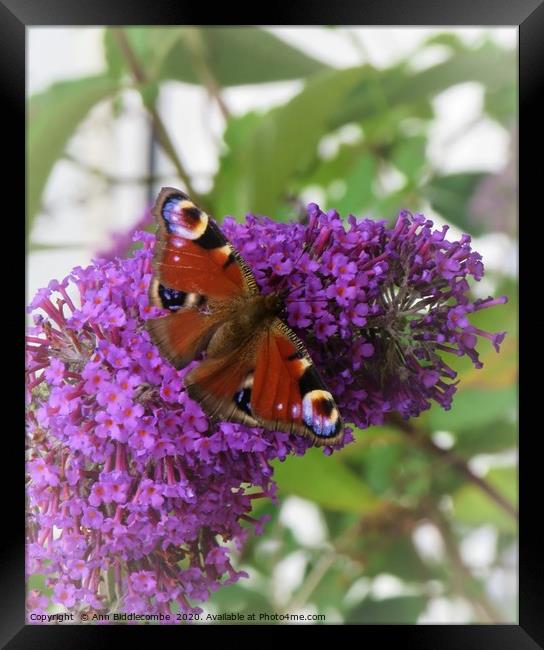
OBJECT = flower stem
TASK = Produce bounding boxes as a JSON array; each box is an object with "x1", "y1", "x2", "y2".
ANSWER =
[
  {"x1": 388, "y1": 415, "x2": 518, "y2": 521},
  {"x1": 63, "y1": 152, "x2": 170, "y2": 186},
  {"x1": 282, "y1": 550, "x2": 337, "y2": 614},
  {"x1": 111, "y1": 28, "x2": 205, "y2": 207},
  {"x1": 429, "y1": 503, "x2": 507, "y2": 623},
  {"x1": 185, "y1": 28, "x2": 231, "y2": 121}
]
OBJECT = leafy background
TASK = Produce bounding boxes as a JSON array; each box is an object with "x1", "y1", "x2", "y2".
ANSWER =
[{"x1": 27, "y1": 27, "x2": 517, "y2": 624}]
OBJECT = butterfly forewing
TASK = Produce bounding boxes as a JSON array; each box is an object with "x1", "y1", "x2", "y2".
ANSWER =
[
  {"x1": 150, "y1": 187, "x2": 254, "y2": 299},
  {"x1": 250, "y1": 320, "x2": 343, "y2": 445},
  {"x1": 147, "y1": 188, "x2": 256, "y2": 369}
]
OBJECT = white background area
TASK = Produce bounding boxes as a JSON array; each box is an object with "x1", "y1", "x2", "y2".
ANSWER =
[{"x1": 28, "y1": 27, "x2": 517, "y2": 300}]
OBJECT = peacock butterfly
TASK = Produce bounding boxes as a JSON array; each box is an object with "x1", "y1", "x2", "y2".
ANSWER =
[{"x1": 146, "y1": 187, "x2": 343, "y2": 446}]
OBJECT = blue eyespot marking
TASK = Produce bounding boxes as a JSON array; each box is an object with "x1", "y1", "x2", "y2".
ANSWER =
[
  {"x1": 158, "y1": 285, "x2": 186, "y2": 311},
  {"x1": 234, "y1": 387, "x2": 252, "y2": 416}
]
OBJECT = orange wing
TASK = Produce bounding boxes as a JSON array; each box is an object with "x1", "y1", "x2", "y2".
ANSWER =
[
  {"x1": 184, "y1": 343, "x2": 262, "y2": 429},
  {"x1": 146, "y1": 187, "x2": 258, "y2": 369},
  {"x1": 250, "y1": 319, "x2": 343, "y2": 445},
  {"x1": 184, "y1": 319, "x2": 343, "y2": 447},
  {"x1": 150, "y1": 187, "x2": 258, "y2": 299}
]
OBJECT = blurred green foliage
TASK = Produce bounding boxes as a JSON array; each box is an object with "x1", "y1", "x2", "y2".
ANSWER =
[{"x1": 28, "y1": 27, "x2": 517, "y2": 624}]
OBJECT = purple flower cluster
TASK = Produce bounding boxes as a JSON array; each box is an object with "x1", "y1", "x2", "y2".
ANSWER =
[
  {"x1": 221, "y1": 204, "x2": 507, "y2": 426},
  {"x1": 26, "y1": 233, "x2": 300, "y2": 622},
  {"x1": 25, "y1": 204, "x2": 506, "y2": 621}
]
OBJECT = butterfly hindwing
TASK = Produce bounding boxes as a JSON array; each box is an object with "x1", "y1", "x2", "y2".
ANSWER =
[
  {"x1": 183, "y1": 318, "x2": 343, "y2": 446},
  {"x1": 184, "y1": 341, "x2": 263, "y2": 428},
  {"x1": 146, "y1": 309, "x2": 213, "y2": 371}
]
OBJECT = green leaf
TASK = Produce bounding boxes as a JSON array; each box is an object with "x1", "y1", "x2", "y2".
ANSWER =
[
  {"x1": 423, "y1": 172, "x2": 488, "y2": 235},
  {"x1": 27, "y1": 75, "x2": 118, "y2": 236},
  {"x1": 27, "y1": 573, "x2": 51, "y2": 595},
  {"x1": 348, "y1": 595, "x2": 428, "y2": 624},
  {"x1": 362, "y1": 101, "x2": 434, "y2": 145},
  {"x1": 362, "y1": 442, "x2": 403, "y2": 495},
  {"x1": 364, "y1": 537, "x2": 431, "y2": 583},
  {"x1": 329, "y1": 152, "x2": 377, "y2": 216},
  {"x1": 297, "y1": 141, "x2": 366, "y2": 189},
  {"x1": 333, "y1": 44, "x2": 515, "y2": 130},
  {"x1": 208, "y1": 582, "x2": 271, "y2": 614},
  {"x1": 485, "y1": 83, "x2": 517, "y2": 128},
  {"x1": 453, "y1": 466, "x2": 517, "y2": 532},
  {"x1": 211, "y1": 111, "x2": 262, "y2": 220},
  {"x1": 104, "y1": 27, "x2": 329, "y2": 87},
  {"x1": 311, "y1": 566, "x2": 356, "y2": 610},
  {"x1": 454, "y1": 420, "x2": 516, "y2": 457},
  {"x1": 398, "y1": 452, "x2": 433, "y2": 498},
  {"x1": 212, "y1": 67, "x2": 371, "y2": 218},
  {"x1": 428, "y1": 386, "x2": 516, "y2": 432},
  {"x1": 272, "y1": 448, "x2": 380, "y2": 514},
  {"x1": 330, "y1": 63, "x2": 410, "y2": 129},
  {"x1": 394, "y1": 42, "x2": 515, "y2": 102},
  {"x1": 340, "y1": 425, "x2": 401, "y2": 461},
  {"x1": 422, "y1": 33, "x2": 466, "y2": 52},
  {"x1": 104, "y1": 28, "x2": 183, "y2": 81},
  {"x1": 139, "y1": 80, "x2": 160, "y2": 110},
  {"x1": 374, "y1": 186, "x2": 420, "y2": 223},
  {"x1": 166, "y1": 28, "x2": 330, "y2": 86},
  {"x1": 103, "y1": 29, "x2": 124, "y2": 79},
  {"x1": 391, "y1": 135, "x2": 427, "y2": 182}
]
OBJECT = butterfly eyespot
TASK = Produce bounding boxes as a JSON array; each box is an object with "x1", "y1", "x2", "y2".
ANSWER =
[
  {"x1": 155, "y1": 283, "x2": 187, "y2": 311},
  {"x1": 302, "y1": 390, "x2": 340, "y2": 438},
  {"x1": 161, "y1": 196, "x2": 208, "y2": 240},
  {"x1": 234, "y1": 387, "x2": 252, "y2": 416},
  {"x1": 241, "y1": 373, "x2": 254, "y2": 389}
]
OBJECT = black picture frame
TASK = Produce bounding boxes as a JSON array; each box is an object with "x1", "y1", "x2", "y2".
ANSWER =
[{"x1": 7, "y1": 1, "x2": 540, "y2": 646}]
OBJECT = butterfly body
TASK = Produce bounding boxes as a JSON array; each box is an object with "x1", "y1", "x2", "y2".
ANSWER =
[{"x1": 146, "y1": 187, "x2": 343, "y2": 446}]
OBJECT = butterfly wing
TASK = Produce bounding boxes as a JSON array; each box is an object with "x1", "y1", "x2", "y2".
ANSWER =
[
  {"x1": 146, "y1": 187, "x2": 258, "y2": 369},
  {"x1": 147, "y1": 187, "x2": 343, "y2": 445},
  {"x1": 251, "y1": 319, "x2": 343, "y2": 445},
  {"x1": 185, "y1": 318, "x2": 343, "y2": 446},
  {"x1": 184, "y1": 337, "x2": 263, "y2": 429}
]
